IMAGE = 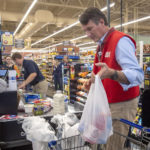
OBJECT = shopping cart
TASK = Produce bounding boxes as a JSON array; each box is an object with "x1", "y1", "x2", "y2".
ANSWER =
[{"x1": 48, "y1": 118, "x2": 150, "y2": 150}]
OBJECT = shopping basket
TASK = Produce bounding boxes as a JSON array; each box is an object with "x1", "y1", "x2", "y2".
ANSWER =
[{"x1": 48, "y1": 118, "x2": 150, "y2": 150}]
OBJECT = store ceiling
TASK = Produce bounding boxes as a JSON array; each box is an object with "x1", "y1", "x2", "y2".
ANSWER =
[{"x1": 0, "y1": 0, "x2": 150, "y2": 50}]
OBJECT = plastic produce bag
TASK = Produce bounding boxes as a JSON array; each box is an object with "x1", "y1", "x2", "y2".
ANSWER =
[
  {"x1": 22, "y1": 116, "x2": 57, "y2": 150},
  {"x1": 78, "y1": 75, "x2": 113, "y2": 144},
  {"x1": 51, "y1": 113, "x2": 83, "y2": 149}
]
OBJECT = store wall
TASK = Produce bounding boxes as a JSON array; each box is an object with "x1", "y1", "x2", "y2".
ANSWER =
[{"x1": 131, "y1": 34, "x2": 150, "y2": 44}]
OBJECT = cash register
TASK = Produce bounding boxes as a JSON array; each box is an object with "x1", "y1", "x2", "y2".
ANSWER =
[{"x1": 0, "y1": 69, "x2": 18, "y2": 116}]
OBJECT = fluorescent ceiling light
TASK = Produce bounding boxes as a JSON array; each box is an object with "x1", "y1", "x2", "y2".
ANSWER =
[
  {"x1": 14, "y1": 0, "x2": 38, "y2": 36},
  {"x1": 40, "y1": 4, "x2": 150, "y2": 51},
  {"x1": 31, "y1": 3, "x2": 115, "y2": 47},
  {"x1": 12, "y1": 49, "x2": 49, "y2": 53},
  {"x1": 80, "y1": 45, "x2": 97, "y2": 50},
  {"x1": 115, "y1": 15, "x2": 150, "y2": 28},
  {"x1": 31, "y1": 21, "x2": 79, "y2": 46},
  {"x1": 77, "y1": 41, "x2": 94, "y2": 47},
  {"x1": 72, "y1": 15, "x2": 150, "y2": 43},
  {"x1": 42, "y1": 43, "x2": 62, "y2": 50},
  {"x1": 30, "y1": 23, "x2": 50, "y2": 36},
  {"x1": 101, "y1": 2, "x2": 115, "y2": 11},
  {"x1": 70, "y1": 35, "x2": 87, "y2": 41}
]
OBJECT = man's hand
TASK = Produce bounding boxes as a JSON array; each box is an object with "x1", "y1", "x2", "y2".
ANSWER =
[
  {"x1": 96, "y1": 62, "x2": 130, "y2": 84},
  {"x1": 18, "y1": 81, "x2": 26, "y2": 89},
  {"x1": 95, "y1": 62, "x2": 113, "y2": 79}
]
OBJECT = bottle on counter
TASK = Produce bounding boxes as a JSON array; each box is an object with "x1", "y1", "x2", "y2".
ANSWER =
[
  {"x1": 7, "y1": 70, "x2": 17, "y2": 91},
  {"x1": 53, "y1": 90, "x2": 65, "y2": 115}
]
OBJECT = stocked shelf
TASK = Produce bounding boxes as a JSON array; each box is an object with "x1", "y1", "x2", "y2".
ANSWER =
[
  {"x1": 33, "y1": 55, "x2": 54, "y2": 84},
  {"x1": 55, "y1": 55, "x2": 80, "y2": 60}
]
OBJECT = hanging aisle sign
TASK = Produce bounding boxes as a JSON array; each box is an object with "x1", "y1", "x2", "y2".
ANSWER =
[{"x1": 15, "y1": 39, "x2": 24, "y2": 48}]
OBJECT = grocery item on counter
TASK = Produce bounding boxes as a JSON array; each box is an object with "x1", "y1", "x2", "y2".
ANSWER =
[
  {"x1": 0, "y1": 115, "x2": 23, "y2": 120},
  {"x1": 24, "y1": 93, "x2": 41, "y2": 103},
  {"x1": 53, "y1": 90, "x2": 65, "y2": 115},
  {"x1": 33, "y1": 100, "x2": 44, "y2": 116},
  {"x1": 24, "y1": 104, "x2": 34, "y2": 114}
]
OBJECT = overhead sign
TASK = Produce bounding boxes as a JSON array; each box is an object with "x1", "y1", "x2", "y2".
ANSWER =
[
  {"x1": 15, "y1": 39, "x2": 24, "y2": 48},
  {"x1": 1, "y1": 32, "x2": 14, "y2": 46},
  {"x1": 24, "y1": 38, "x2": 31, "y2": 49},
  {"x1": 63, "y1": 41, "x2": 71, "y2": 46}
]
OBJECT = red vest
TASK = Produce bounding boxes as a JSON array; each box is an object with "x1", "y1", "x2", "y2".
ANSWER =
[{"x1": 93, "y1": 29, "x2": 140, "y2": 103}]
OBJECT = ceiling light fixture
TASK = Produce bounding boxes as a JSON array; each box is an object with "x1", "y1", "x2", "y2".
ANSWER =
[
  {"x1": 13, "y1": 0, "x2": 38, "y2": 36},
  {"x1": 101, "y1": 2, "x2": 115, "y2": 11},
  {"x1": 115, "y1": 15, "x2": 150, "y2": 29},
  {"x1": 77, "y1": 41, "x2": 94, "y2": 47},
  {"x1": 12, "y1": 49, "x2": 49, "y2": 53},
  {"x1": 30, "y1": 23, "x2": 50, "y2": 37},
  {"x1": 31, "y1": 21, "x2": 79, "y2": 46},
  {"x1": 42, "y1": 43, "x2": 62, "y2": 50},
  {"x1": 72, "y1": 15, "x2": 150, "y2": 43},
  {"x1": 70, "y1": 35, "x2": 88, "y2": 41},
  {"x1": 80, "y1": 45, "x2": 97, "y2": 50},
  {"x1": 31, "y1": 2, "x2": 115, "y2": 47}
]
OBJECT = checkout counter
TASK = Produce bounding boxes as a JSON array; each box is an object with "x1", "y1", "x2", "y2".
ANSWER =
[
  {"x1": 0, "y1": 69, "x2": 84, "y2": 149},
  {"x1": 0, "y1": 69, "x2": 27, "y2": 149}
]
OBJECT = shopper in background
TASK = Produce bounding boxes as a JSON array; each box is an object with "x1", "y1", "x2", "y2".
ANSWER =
[
  {"x1": 79, "y1": 7, "x2": 144, "y2": 150},
  {"x1": 2, "y1": 56, "x2": 6, "y2": 66},
  {"x1": 53, "y1": 56, "x2": 70, "y2": 91},
  {"x1": 12, "y1": 52, "x2": 48, "y2": 98},
  {"x1": 53, "y1": 60, "x2": 61, "y2": 91},
  {"x1": 5, "y1": 56, "x2": 20, "y2": 77},
  {"x1": 63, "y1": 55, "x2": 70, "y2": 75},
  {"x1": 0, "y1": 56, "x2": 7, "y2": 69},
  {"x1": 5, "y1": 56, "x2": 14, "y2": 69}
]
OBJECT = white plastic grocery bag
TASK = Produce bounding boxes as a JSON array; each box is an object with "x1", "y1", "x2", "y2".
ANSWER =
[{"x1": 78, "y1": 75, "x2": 113, "y2": 144}]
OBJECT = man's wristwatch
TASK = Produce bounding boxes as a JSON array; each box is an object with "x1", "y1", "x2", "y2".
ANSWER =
[{"x1": 111, "y1": 70, "x2": 118, "y2": 80}]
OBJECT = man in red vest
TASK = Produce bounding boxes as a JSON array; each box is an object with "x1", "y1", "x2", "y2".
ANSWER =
[{"x1": 79, "y1": 7, "x2": 144, "y2": 150}]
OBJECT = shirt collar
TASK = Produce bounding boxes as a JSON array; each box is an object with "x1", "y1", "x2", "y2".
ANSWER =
[{"x1": 98, "y1": 31, "x2": 109, "y2": 45}]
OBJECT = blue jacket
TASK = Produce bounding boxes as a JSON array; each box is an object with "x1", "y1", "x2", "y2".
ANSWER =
[{"x1": 53, "y1": 62, "x2": 63, "y2": 79}]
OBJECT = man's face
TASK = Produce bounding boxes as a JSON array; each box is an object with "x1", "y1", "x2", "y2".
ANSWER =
[
  {"x1": 6, "y1": 57, "x2": 12, "y2": 64},
  {"x1": 82, "y1": 19, "x2": 106, "y2": 42},
  {"x1": 14, "y1": 58, "x2": 23, "y2": 66}
]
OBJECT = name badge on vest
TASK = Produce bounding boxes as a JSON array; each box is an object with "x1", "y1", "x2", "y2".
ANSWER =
[
  {"x1": 98, "y1": 51, "x2": 102, "y2": 61},
  {"x1": 105, "y1": 52, "x2": 110, "y2": 58}
]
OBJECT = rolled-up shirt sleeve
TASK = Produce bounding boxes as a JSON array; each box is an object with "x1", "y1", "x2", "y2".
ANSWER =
[{"x1": 115, "y1": 36, "x2": 144, "y2": 91}]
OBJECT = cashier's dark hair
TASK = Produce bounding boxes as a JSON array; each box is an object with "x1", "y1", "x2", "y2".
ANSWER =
[
  {"x1": 79, "y1": 7, "x2": 108, "y2": 26},
  {"x1": 12, "y1": 52, "x2": 22, "y2": 61}
]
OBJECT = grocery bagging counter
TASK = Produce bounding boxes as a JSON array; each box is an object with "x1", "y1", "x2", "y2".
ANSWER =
[{"x1": 0, "y1": 99, "x2": 84, "y2": 149}]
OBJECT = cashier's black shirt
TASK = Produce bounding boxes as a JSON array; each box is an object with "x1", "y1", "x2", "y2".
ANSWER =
[{"x1": 23, "y1": 59, "x2": 45, "y2": 86}]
